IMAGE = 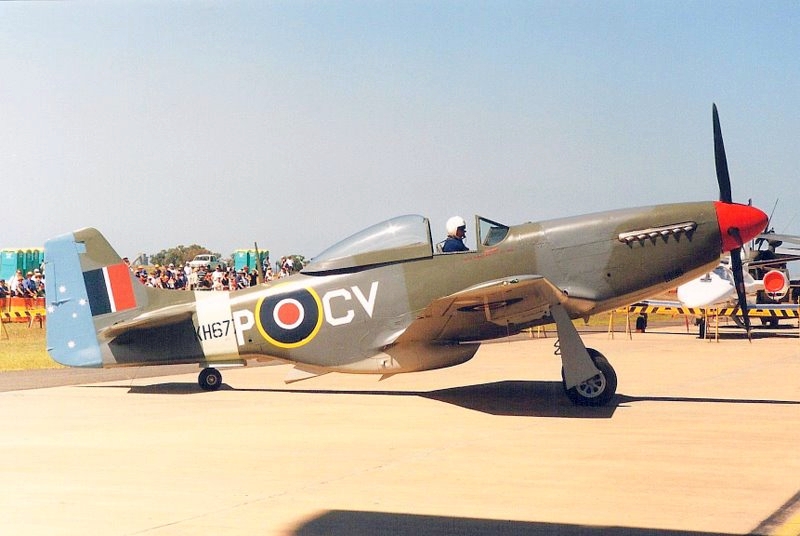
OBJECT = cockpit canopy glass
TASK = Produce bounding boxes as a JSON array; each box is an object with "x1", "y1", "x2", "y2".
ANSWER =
[
  {"x1": 478, "y1": 216, "x2": 509, "y2": 247},
  {"x1": 302, "y1": 214, "x2": 433, "y2": 273}
]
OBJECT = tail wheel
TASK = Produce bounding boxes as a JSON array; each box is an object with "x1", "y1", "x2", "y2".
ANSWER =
[
  {"x1": 562, "y1": 349, "x2": 617, "y2": 407},
  {"x1": 199, "y1": 367, "x2": 222, "y2": 391}
]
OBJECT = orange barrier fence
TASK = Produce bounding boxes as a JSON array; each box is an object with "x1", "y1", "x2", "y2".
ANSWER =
[{"x1": 0, "y1": 297, "x2": 46, "y2": 326}]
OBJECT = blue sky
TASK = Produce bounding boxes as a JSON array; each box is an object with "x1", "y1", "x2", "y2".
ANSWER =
[{"x1": 1, "y1": 1, "x2": 798, "y2": 262}]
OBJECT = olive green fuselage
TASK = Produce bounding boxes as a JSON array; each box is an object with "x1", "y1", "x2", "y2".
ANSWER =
[{"x1": 87, "y1": 201, "x2": 720, "y2": 373}]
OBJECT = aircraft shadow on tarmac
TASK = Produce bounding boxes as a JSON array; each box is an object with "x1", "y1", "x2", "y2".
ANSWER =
[
  {"x1": 291, "y1": 510, "x2": 742, "y2": 536},
  {"x1": 102, "y1": 380, "x2": 800, "y2": 419}
]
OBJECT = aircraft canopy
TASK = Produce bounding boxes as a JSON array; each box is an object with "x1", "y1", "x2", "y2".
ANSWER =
[{"x1": 302, "y1": 214, "x2": 434, "y2": 274}]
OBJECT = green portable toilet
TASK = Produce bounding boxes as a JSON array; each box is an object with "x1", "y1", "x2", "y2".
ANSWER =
[
  {"x1": 0, "y1": 250, "x2": 24, "y2": 281},
  {"x1": 29, "y1": 248, "x2": 43, "y2": 272},
  {"x1": 0, "y1": 250, "x2": 15, "y2": 280},
  {"x1": 233, "y1": 249, "x2": 269, "y2": 272},
  {"x1": 234, "y1": 250, "x2": 251, "y2": 272},
  {"x1": 24, "y1": 250, "x2": 34, "y2": 273}
]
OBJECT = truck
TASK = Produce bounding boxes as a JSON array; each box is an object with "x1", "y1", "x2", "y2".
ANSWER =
[{"x1": 187, "y1": 254, "x2": 225, "y2": 269}]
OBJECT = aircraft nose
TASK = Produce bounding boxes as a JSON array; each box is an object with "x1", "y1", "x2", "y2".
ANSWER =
[{"x1": 714, "y1": 201, "x2": 768, "y2": 253}]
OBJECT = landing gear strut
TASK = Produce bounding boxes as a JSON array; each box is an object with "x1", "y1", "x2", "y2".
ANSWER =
[
  {"x1": 551, "y1": 304, "x2": 617, "y2": 406},
  {"x1": 198, "y1": 367, "x2": 222, "y2": 391}
]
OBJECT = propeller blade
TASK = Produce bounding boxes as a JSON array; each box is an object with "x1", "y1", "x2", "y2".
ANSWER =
[
  {"x1": 729, "y1": 228, "x2": 752, "y2": 340},
  {"x1": 712, "y1": 104, "x2": 762, "y2": 340},
  {"x1": 713, "y1": 103, "x2": 732, "y2": 204}
]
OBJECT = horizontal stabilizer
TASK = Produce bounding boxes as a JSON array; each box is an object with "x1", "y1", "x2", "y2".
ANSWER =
[{"x1": 98, "y1": 306, "x2": 195, "y2": 340}]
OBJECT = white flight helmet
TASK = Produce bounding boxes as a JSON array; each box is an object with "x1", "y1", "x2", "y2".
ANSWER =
[{"x1": 446, "y1": 216, "x2": 467, "y2": 236}]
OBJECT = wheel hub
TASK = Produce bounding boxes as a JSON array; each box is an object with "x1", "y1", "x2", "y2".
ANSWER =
[{"x1": 575, "y1": 373, "x2": 606, "y2": 399}]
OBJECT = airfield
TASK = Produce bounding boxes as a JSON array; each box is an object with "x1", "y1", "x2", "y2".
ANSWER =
[{"x1": 1, "y1": 324, "x2": 800, "y2": 535}]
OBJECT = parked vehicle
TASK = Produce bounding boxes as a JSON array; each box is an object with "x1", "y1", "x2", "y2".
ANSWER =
[{"x1": 188, "y1": 254, "x2": 225, "y2": 269}]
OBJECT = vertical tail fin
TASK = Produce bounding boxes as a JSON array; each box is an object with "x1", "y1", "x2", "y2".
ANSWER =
[{"x1": 44, "y1": 228, "x2": 145, "y2": 367}]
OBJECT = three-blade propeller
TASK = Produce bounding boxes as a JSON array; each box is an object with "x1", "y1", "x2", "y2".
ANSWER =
[{"x1": 713, "y1": 104, "x2": 752, "y2": 339}]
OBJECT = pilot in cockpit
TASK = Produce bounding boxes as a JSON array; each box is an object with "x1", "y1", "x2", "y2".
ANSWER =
[{"x1": 441, "y1": 216, "x2": 469, "y2": 253}]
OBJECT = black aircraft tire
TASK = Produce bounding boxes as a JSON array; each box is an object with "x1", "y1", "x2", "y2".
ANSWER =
[
  {"x1": 562, "y1": 349, "x2": 617, "y2": 407},
  {"x1": 199, "y1": 367, "x2": 222, "y2": 391}
]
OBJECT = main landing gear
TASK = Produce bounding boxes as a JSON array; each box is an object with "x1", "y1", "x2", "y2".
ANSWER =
[
  {"x1": 561, "y1": 348, "x2": 617, "y2": 407},
  {"x1": 198, "y1": 367, "x2": 222, "y2": 391},
  {"x1": 551, "y1": 304, "x2": 617, "y2": 407}
]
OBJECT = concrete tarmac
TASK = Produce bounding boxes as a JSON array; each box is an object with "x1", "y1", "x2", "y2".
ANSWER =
[{"x1": 2, "y1": 327, "x2": 800, "y2": 535}]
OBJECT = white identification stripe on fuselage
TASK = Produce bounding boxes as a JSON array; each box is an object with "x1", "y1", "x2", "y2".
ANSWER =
[{"x1": 194, "y1": 291, "x2": 240, "y2": 358}]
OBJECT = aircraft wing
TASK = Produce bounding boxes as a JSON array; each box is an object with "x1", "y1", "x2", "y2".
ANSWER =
[
  {"x1": 748, "y1": 254, "x2": 800, "y2": 267},
  {"x1": 396, "y1": 274, "x2": 566, "y2": 343},
  {"x1": 757, "y1": 233, "x2": 800, "y2": 244},
  {"x1": 756, "y1": 233, "x2": 800, "y2": 251}
]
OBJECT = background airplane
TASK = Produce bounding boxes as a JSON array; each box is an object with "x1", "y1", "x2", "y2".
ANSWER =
[
  {"x1": 750, "y1": 230, "x2": 800, "y2": 302},
  {"x1": 676, "y1": 257, "x2": 790, "y2": 308},
  {"x1": 44, "y1": 105, "x2": 767, "y2": 406},
  {"x1": 646, "y1": 229, "x2": 800, "y2": 330}
]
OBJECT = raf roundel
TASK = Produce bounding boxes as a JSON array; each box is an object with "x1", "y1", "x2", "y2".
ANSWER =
[
  {"x1": 273, "y1": 298, "x2": 304, "y2": 329},
  {"x1": 256, "y1": 288, "x2": 323, "y2": 348}
]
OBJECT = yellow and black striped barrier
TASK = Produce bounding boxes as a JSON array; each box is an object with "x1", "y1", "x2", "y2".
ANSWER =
[
  {"x1": 618, "y1": 303, "x2": 800, "y2": 318},
  {"x1": 1, "y1": 310, "x2": 45, "y2": 327},
  {"x1": 610, "y1": 301, "x2": 800, "y2": 341}
]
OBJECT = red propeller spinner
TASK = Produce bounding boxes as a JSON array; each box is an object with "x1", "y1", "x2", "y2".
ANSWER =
[{"x1": 714, "y1": 201, "x2": 768, "y2": 254}]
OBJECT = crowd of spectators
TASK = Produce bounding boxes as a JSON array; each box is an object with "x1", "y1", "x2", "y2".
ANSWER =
[
  {"x1": 127, "y1": 256, "x2": 301, "y2": 291},
  {"x1": 0, "y1": 269, "x2": 45, "y2": 299},
  {"x1": 0, "y1": 255, "x2": 301, "y2": 300}
]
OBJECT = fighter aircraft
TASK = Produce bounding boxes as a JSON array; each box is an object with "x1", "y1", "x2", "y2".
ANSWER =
[{"x1": 43, "y1": 105, "x2": 768, "y2": 406}]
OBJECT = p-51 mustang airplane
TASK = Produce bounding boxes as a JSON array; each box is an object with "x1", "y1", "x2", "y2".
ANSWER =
[{"x1": 44, "y1": 105, "x2": 767, "y2": 406}]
